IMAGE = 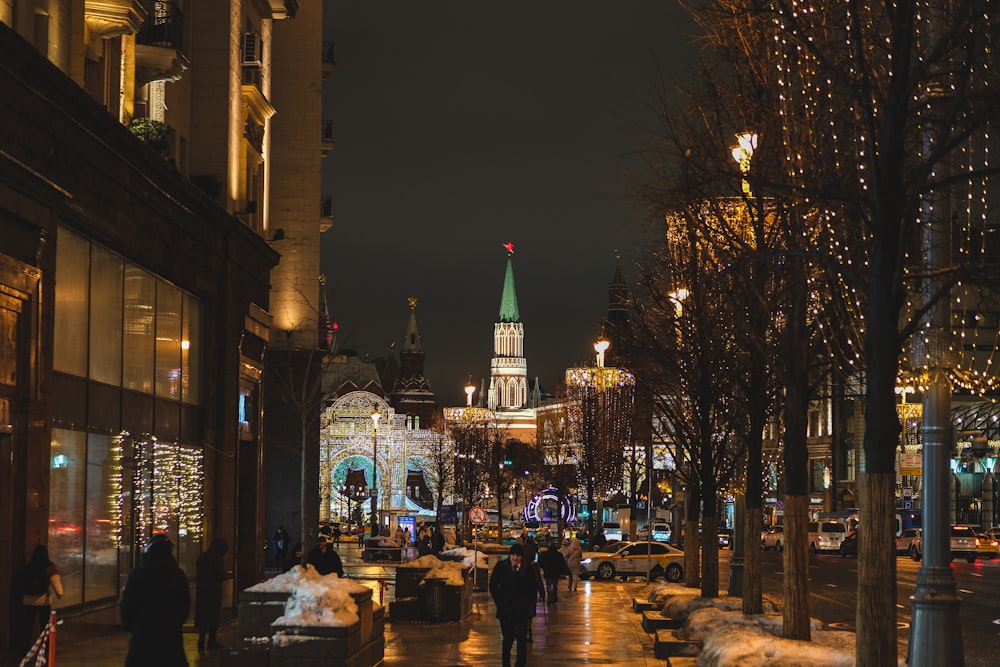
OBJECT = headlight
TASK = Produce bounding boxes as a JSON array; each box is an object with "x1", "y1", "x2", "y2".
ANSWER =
[{"x1": 581, "y1": 558, "x2": 592, "y2": 565}]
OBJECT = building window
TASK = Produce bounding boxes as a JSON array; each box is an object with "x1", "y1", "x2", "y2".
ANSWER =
[{"x1": 54, "y1": 226, "x2": 203, "y2": 404}]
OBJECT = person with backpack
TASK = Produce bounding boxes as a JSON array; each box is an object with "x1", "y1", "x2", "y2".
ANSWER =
[{"x1": 18, "y1": 545, "x2": 63, "y2": 658}]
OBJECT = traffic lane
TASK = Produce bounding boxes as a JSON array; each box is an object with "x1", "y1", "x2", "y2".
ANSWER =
[{"x1": 755, "y1": 549, "x2": 1000, "y2": 667}]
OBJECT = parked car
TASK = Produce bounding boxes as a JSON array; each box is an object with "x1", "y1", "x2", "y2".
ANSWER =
[
  {"x1": 580, "y1": 541, "x2": 684, "y2": 582},
  {"x1": 896, "y1": 528, "x2": 922, "y2": 556},
  {"x1": 718, "y1": 528, "x2": 733, "y2": 549},
  {"x1": 839, "y1": 529, "x2": 859, "y2": 557},
  {"x1": 761, "y1": 525, "x2": 785, "y2": 551},
  {"x1": 601, "y1": 522, "x2": 623, "y2": 541},
  {"x1": 976, "y1": 532, "x2": 999, "y2": 559},
  {"x1": 909, "y1": 525, "x2": 978, "y2": 563},
  {"x1": 807, "y1": 521, "x2": 848, "y2": 553},
  {"x1": 636, "y1": 522, "x2": 672, "y2": 542}
]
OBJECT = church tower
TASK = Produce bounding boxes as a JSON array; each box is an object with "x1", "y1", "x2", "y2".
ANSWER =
[
  {"x1": 489, "y1": 243, "x2": 529, "y2": 410},
  {"x1": 390, "y1": 298, "x2": 438, "y2": 427}
]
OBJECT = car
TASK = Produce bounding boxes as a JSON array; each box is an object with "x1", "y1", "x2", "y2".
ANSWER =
[
  {"x1": 839, "y1": 529, "x2": 859, "y2": 557},
  {"x1": 910, "y1": 525, "x2": 978, "y2": 563},
  {"x1": 579, "y1": 540, "x2": 685, "y2": 582},
  {"x1": 601, "y1": 522, "x2": 623, "y2": 541},
  {"x1": 718, "y1": 528, "x2": 733, "y2": 549},
  {"x1": 976, "y1": 532, "x2": 999, "y2": 559},
  {"x1": 761, "y1": 525, "x2": 785, "y2": 551},
  {"x1": 636, "y1": 522, "x2": 672, "y2": 542},
  {"x1": 896, "y1": 528, "x2": 922, "y2": 555},
  {"x1": 807, "y1": 521, "x2": 847, "y2": 553}
]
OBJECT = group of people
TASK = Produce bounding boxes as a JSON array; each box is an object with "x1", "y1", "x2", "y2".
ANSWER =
[{"x1": 489, "y1": 534, "x2": 584, "y2": 667}]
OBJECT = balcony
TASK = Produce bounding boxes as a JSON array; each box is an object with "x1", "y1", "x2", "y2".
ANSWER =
[
  {"x1": 322, "y1": 41, "x2": 336, "y2": 78},
  {"x1": 322, "y1": 119, "x2": 334, "y2": 156},
  {"x1": 320, "y1": 196, "x2": 334, "y2": 233},
  {"x1": 134, "y1": 1, "x2": 188, "y2": 85}
]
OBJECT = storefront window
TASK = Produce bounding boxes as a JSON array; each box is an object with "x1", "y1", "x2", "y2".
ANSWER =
[
  {"x1": 85, "y1": 434, "x2": 118, "y2": 602},
  {"x1": 53, "y1": 230, "x2": 89, "y2": 376},
  {"x1": 89, "y1": 246, "x2": 123, "y2": 385},
  {"x1": 155, "y1": 281, "x2": 182, "y2": 399},
  {"x1": 49, "y1": 428, "x2": 86, "y2": 608}
]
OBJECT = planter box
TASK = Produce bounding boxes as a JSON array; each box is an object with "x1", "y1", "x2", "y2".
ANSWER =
[
  {"x1": 395, "y1": 567, "x2": 430, "y2": 599},
  {"x1": 219, "y1": 639, "x2": 269, "y2": 667},
  {"x1": 272, "y1": 621, "x2": 361, "y2": 658},
  {"x1": 239, "y1": 600, "x2": 288, "y2": 639},
  {"x1": 269, "y1": 634, "x2": 370, "y2": 667},
  {"x1": 417, "y1": 575, "x2": 472, "y2": 623}
]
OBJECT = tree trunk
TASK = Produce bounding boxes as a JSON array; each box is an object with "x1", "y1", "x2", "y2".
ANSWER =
[
  {"x1": 700, "y1": 513, "x2": 719, "y2": 598},
  {"x1": 684, "y1": 485, "x2": 700, "y2": 588},
  {"x1": 782, "y1": 494, "x2": 811, "y2": 640},
  {"x1": 743, "y1": 505, "x2": 763, "y2": 614},
  {"x1": 857, "y1": 473, "x2": 899, "y2": 667}
]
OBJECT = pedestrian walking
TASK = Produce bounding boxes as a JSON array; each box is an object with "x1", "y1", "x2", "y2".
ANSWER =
[
  {"x1": 489, "y1": 543, "x2": 545, "y2": 667},
  {"x1": 17, "y1": 545, "x2": 63, "y2": 659},
  {"x1": 561, "y1": 536, "x2": 583, "y2": 591},
  {"x1": 195, "y1": 538, "x2": 228, "y2": 651},
  {"x1": 523, "y1": 535, "x2": 538, "y2": 563},
  {"x1": 272, "y1": 525, "x2": 290, "y2": 571},
  {"x1": 306, "y1": 534, "x2": 344, "y2": 576},
  {"x1": 538, "y1": 542, "x2": 569, "y2": 604},
  {"x1": 333, "y1": 523, "x2": 342, "y2": 545},
  {"x1": 431, "y1": 525, "x2": 445, "y2": 555},
  {"x1": 121, "y1": 534, "x2": 191, "y2": 667}
]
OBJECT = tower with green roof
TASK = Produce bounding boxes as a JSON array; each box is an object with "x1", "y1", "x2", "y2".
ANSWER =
[{"x1": 489, "y1": 243, "x2": 529, "y2": 410}]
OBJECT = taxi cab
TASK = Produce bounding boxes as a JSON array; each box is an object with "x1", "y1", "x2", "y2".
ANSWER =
[{"x1": 579, "y1": 541, "x2": 684, "y2": 582}]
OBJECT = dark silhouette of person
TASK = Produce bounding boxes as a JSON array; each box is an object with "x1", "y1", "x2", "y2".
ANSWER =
[
  {"x1": 121, "y1": 534, "x2": 191, "y2": 667},
  {"x1": 431, "y1": 525, "x2": 445, "y2": 555},
  {"x1": 272, "y1": 525, "x2": 290, "y2": 571},
  {"x1": 284, "y1": 542, "x2": 304, "y2": 572},
  {"x1": 489, "y1": 543, "x2": 545, "y2": 667},
  {"x1": 195, "y1": 538, "x2": 228, "y2": 651},
  {"x1": 17, "y1": 544, "x2": 63, "y2": 659},
  {"x1": 538, "y1": 542, "x2": 569, "y2": 604},
  {"x1": 306, "y1": 534, "x2": 344, "y2": 576}
]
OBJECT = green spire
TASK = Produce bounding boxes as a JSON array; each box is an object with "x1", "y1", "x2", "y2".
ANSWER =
[{"x1": 498, "y1": 255, "x2": 520, "y2": 323}]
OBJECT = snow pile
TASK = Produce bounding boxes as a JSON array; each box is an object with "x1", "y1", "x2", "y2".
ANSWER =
[
  {"x1": 403, "y1": 554, "x2": 470, "y2": 586},
  {"x1": 441, "y1": 546, "x2": 489, "y2": 568},
  {"x1": 647, "y1": 582, "x2": 906, "y2": 667},
  {"x1": 246, "y1": 564, "x2": 369, "y2": 628}
]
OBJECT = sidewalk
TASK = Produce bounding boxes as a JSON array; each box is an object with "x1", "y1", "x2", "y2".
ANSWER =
[{"x1": 6, "y1": 542, "x2": 663, "y2": 666}]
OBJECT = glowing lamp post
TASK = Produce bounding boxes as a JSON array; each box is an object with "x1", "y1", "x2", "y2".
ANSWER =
[
  {"x1": 594, "y1": 337, "x2": 610, "y2": 368},
  {"x1": 370, "y1": 408, "x2": 381, "y2": 537},
  {"x1": 465, "y1": 377, "x2": 476, "y2": 407}
]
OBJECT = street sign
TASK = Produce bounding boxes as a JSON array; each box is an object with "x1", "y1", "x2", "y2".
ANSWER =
[{"x1": 469, "y1": 505, "x2": 487, "y2": 524}]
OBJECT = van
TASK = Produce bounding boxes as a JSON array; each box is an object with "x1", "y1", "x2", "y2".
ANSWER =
[{"x1": 807, "y1": 521, "x2": 847, "y2": 552}]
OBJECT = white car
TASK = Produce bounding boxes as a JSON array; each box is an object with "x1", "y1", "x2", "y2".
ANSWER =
[
  {"x1": 580, "y1": 541, "x2": 684, "y2": 582},
  {"x1": 636, "y1": 522, "x2": 671, "y2": 542},
  {"x1": 761, "y1": 525, "x2": 785, "y2": 551}
]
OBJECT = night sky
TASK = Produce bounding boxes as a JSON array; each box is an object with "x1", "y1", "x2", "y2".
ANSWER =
[{"x1": 321, "y1": 2, "x2": 698, "y2": 406}]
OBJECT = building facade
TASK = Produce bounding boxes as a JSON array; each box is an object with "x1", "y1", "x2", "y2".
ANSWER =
[{"x1": 0, "y1": 0, "x2": 309, "y2": 648}]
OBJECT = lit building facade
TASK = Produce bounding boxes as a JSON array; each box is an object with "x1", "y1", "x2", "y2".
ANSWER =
[{"x1": 0, "y1": 0, "x2": 309, "y2": 648}]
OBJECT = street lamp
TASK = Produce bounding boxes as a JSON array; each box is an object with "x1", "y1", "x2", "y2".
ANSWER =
[
  {"x1": 370, "y1": 407, "x2": 381, "y2": 537},
  {"x1": 465, "y1": 376, "x2": 476, "y2": 407},
  {"x1": 594, "y1": 337, "x2": 610, "y2": 368}
]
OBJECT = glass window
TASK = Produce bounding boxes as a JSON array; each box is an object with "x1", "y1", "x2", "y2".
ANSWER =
[
  {"x1": 88, "y1": 246, "x2": 123, "y2": 385},
  {"x1": 122, "y1": 266, "x2": 155, "y2": 393},
  {"x1": 49, "y1": 428, "x2": 86, "y2": 608},
  {"x1": 155, "y1": 281, "x2": 182, "y2": 399},
  {"x1": 182, "y1": 294, "x2": 202, "y2": 405},
  {"x1": 54, "y1": 229, "x2": 89, "y2": 376},
  {"x1": 85, "y1": 434, "x2": 118, "y2": 602}
]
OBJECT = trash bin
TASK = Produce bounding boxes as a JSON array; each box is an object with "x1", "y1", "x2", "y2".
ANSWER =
[{"x1": 421, "y1": 577, "x2": 447, "y2": 622}]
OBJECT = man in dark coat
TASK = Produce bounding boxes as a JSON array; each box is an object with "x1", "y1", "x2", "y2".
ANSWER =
[
  {"x1": 121, "y1": 534, "x2": 191, "y2": 667},
  {"x1": 195, "y1": 538, "x2": 228, "y2": 651},
  {"x1": 306, "y1": 535, "x2": 344, "y2": 576},
  {"x1": 489, "y1": 543, "x2": 545, "y2": 667},
  {"x1": 272, "y1": 525, "x2": 290, "y2": 571},
  {"x1": 431, "y1": 525, "x2": 445, "y2": 555},
  {"x1": 537, "y1": 542, "x2": 569, "y2": 604}
]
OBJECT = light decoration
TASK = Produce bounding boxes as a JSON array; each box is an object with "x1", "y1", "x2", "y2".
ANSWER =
[
  {"x1": 318, "y1": 391, "x2": 438, "y2": 524},
  {"x1": 111, "y1": 431, "x2": 204, "y2": 548},
  {"x1": 763, "y1": 1, "x2": 999, "y2": 399}
]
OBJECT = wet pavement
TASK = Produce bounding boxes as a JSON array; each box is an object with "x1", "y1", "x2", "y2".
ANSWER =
[{"x1": 6, "y1": 541, "x2": 663, "y2": 666}]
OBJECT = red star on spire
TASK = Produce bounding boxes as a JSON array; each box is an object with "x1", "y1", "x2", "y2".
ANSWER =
[{"x1": 503, "y1": 242, "x2": 514, "y2": 256}]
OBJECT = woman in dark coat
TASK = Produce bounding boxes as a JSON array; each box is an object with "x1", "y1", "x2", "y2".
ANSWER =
[
  {"x1": 195, "y1": 538, "x2": 228, "y2": 650},
  {"x1": 121, "y1": 534, "x2": 191, "y2": 667}
]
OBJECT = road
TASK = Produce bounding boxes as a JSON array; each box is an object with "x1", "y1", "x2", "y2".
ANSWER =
[{"x1": 752, "y1": 548, "x2": 1000, "y2": 666}]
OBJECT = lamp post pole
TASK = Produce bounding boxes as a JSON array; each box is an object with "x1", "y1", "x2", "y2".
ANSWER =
[{"x1": 370, "y1": 408, "x2": 381, "y2": 538}]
